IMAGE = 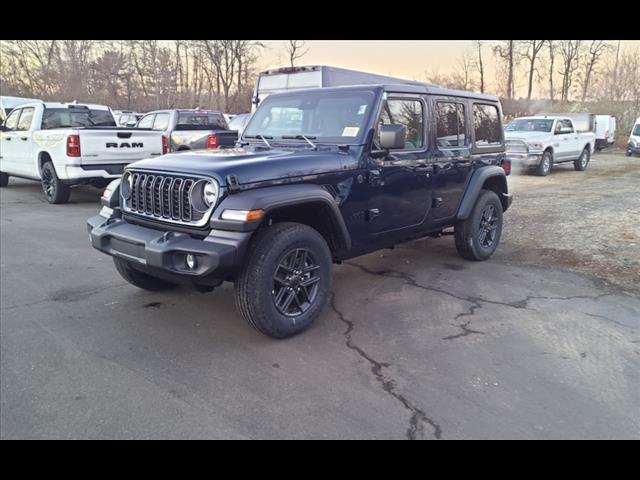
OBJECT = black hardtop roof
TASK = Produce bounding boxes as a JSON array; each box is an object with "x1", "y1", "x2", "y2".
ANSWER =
[{"x1": 264, "y1": 83, "x2": 500, "y2": 103}]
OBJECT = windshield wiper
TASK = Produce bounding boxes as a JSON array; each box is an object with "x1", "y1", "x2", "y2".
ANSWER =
[
  {"x1": 244, "y1": 134, "x2": 273, "y2": 148},
  {"x1": 281, "y1": 135, "x2": 317, "y2": 150}
]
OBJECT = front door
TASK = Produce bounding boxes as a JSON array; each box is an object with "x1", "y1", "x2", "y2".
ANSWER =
[
  {"x1": 367, "y1": 96, "x2": 432, "y2": 234},
  {"x1": 0, "y1": 108, "x2": 24, "y2": 176}
]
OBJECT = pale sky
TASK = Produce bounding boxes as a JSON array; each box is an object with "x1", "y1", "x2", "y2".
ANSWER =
[{"x1": 257, "y1": 40, "x2": 640, "y2": 99}]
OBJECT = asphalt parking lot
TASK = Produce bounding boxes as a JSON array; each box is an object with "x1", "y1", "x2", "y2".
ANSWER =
[{"x1": 1, "y1": 151, "x2": 639, "y2": 439}]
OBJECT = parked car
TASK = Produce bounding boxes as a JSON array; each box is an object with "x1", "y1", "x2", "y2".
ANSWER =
[
  {"x1": 1, "y1": 95, "x2": 43, "y2": 122},
  {"x1": 135, "y1": 108, "x2": 237, "y2": 152},
  {"x1": 505, "y1": 116, "x2": 596, "y2": 176},
  {"x1": 594, "y1": 115, "x2": 616, "y2": 150},
  {"x1": 0, "y1": 102, "x2": 165, "y2": 203},
  {"x1": 252, "y1": 65, "x2": 430, "y2": 111},
  {"x1": 88, "y1": 82, "x2": 512, "y2": 339},
  {"x1": 627, "y1": 116, "x2": 640, "y2": 157},
  {"x1": 227, "y1": 113, "x2": 252, "y2": 139}
]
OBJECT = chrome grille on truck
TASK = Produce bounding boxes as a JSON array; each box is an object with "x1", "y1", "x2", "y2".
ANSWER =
[
  {"x1": 505, "y1": 139, "x2": 528, "y2": 154},
  {"x1": 124, "y1": 171, "x2": 208, "y2": 226}
]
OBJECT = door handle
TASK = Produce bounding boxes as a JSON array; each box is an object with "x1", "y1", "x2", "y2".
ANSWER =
[
  {"x1": 414, "y1": 165, "x2": 434, "y2": 174},
  {"x1": 4, "y1": 137, "x2": 10, "y2": 141},
  {"x1": 20, "y1": 137, "x2": 28, "y2": 141}
]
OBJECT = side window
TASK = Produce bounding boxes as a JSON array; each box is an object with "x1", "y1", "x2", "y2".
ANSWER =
[
  {"x1": 137, "y1": 114, "x2": 155, "y2": 129},
  {"x1": 436, "y1": 102, "x2": 466, "y2": 148},
  {"x1": 16, "y1": 107, "x2": 35, "y2": 131},
  {"x1": 152, "y1": 113, "x2": 170, "y2": 131},
  {"x1": 378, "y1": 98, "x2": 424, "y2": 150},
  {"x1": 472, "y1": 104, "x2": 501, "y2": 147},
  {"x1": 563, "y1": 120, "x2": 574, "y2": 133},
  {"x1": 4, "y1": 109, "x2": 21, "y2": 131}
]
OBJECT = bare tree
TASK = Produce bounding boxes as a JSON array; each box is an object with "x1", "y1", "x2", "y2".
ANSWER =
[
  {"x1": 475, "y1": 41, "x2": 485, "y2": 93},
  {"x1": 493, "y1": 41, "x2": 517, "y2": 99},
  {"x1": 287, "y1": 40, "x2": 309, "y2": 67},
  {"x1": 520, "y1": 40, "x2": 546, "y2": 100},
  {"x1": 580, "y1": 41, "x2": 608, "y2": 102},
  {"x1": 547, "y1": 40, "x2": 556, "y2": 103},
  {"x1": 557, "y1": 40, "x2": 582, "y2": 102}
]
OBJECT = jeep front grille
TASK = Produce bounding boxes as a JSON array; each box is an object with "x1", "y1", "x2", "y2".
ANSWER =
[{"x1": 123, "y1": 171, "x2": 211, "y2": 227}]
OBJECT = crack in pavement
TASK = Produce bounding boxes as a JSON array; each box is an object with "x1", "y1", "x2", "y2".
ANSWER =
[
  {"x1": 329, "y1": 293, "x2": 442, "y2": 440},
  {"x1": 442, "y1": 304, "x2": 485, "y2": 341}
]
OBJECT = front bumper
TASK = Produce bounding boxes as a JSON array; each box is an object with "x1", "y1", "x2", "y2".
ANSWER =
[
  {"x1": 506, "y1": 152, "x2": 543, "y2": 168},
  {"x1": 627, "y1": 143, "x2": 640, "y2": 154},
  {"x1": 87, "y1": 214, "x2": 252, "y2": 280}
]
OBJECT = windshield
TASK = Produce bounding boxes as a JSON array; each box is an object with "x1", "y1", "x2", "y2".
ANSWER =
[
  {"x1": 243, "y1": 90, "x2": 375, "y2": 143},
  {"x1": 505, "y1": 119, "x2": 553, "y2": 133},
  {"x1": 633, "y1": 124, "x2": 640, "y2": 136},
  {"x1": 42, "y1": 108, "x2": 116, "y2": 129}
]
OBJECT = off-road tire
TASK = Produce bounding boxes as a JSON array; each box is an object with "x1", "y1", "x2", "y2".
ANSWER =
[
  {"x1": 41, "y1": 161, "x2": 70, "y2": 204},
  {"x1": 235, "y1": 222, "x2": 332, "y2": 339},
  {"x1": 574, "y1": 146, "x2": 590, "y2": 171},
  {"x1": 455, "y1": 189, "x2": 504, "y2": 261},
  {"x1": 0, "y1": 172, "x2": 8, "y2": 187},
  {"x1": 535, "y1": 150, "x2": 553, "y2": 176},
  {"x1": 113, "y1": 257, "x2": 177, "y2": 291}
]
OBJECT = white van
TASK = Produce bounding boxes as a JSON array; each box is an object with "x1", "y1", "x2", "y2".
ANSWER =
[
  {"x1": 594, "y1": 115, "x2": 616, "y2": 150},
  {"x1": 252, "y1": 65, "x2": 430, "y2": 112},
  {"x1": 627, "y1": 116, "x2": 640, "y2": 157}
]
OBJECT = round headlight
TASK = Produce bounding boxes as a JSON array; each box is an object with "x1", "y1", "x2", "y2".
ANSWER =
[
  {"x1": 189, "y1": 179, "x2": 219, "y2": 213},
  {"x1": 203, "y1": 181, "x2": 218, "y2": 207},
  {"x1": 121, "y1": 171, "x2": 133, "y2": 199}
]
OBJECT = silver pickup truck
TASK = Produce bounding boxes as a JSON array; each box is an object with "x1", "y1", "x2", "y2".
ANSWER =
[{"x1": 136, "y1": 109, "x2": 238, "y2": 152}]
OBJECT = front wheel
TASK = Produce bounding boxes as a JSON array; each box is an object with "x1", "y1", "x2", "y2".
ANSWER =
[
  {"x1": 455, "y1": 189, "x2": 504, "y2": 261},
  {"x1": 535, "y1": 150, "x2": 552, "y2": 176},
  {"x1": 41, "y1": 161, "x2": 70, "y2": 204},
  {"x1": 235, "y1": 222, "x2": 332, "y2": 339},
  {"x1": 574, "y1": 147, "x2": 590, "y2": 171}
]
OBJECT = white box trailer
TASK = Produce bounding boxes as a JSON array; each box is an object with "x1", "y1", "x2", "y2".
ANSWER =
[
  {"x1": 252, "y1": 65, "x2": 429, "y2": 112},
  {"x1": 594, "y1": 115, "x2": 616, "y2": 150}
]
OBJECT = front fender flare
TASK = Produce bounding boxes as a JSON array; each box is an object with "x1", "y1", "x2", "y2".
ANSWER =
[{"x1": 210, "y1": 184, "x2": 351, "y2": 250}]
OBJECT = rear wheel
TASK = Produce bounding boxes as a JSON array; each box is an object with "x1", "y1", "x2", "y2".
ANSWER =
[
  {"x1": 535, "y1": 150, "x2": 552, "y2": 176},
  {"x1": 235, "y1": 222, "x2": 332, "y2": 339},
  {"x1": 0, "y1": 172, "x2": 8, "y2": 187},
  {"x1": 455, "y1": 190, "x2": 504, "y2": 261},
  {"x1": 41, "y1": 161, "x2": 70, "y2": 204},
  {"x1": 574, "y1": 147, "x2": 590, "y2": 171}
]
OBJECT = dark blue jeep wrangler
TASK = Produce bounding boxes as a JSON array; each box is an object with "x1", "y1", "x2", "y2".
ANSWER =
[{"x1": 88, "y1": 84, "x2": 512, "y2": 338}]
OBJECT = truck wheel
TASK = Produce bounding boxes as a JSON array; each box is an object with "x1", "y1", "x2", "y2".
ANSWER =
[
  {"x1": 0, "y1": 172, "x2": 8, "y2": 187},
  {"x1": 235, "y1": 222, "x2": 332, "y2": 339},
  {"x1": 626, "y1": 150, "x2": 632, "y2": 157},
  {"x1": 113, "y1": 257, "x2": 177, "y2": 291},
  {"x1": 41, "y1": 161, "x2": 71, "y2": 204},
  {"x1": 574, "y1": 147, "x2": 590, "y2": 171},
  {"x1": 455, "y1": 189, "x2": 503, "y2": 261},
  {"x1": 536, "y1": 151, "x2": 552, "y2": 176}
]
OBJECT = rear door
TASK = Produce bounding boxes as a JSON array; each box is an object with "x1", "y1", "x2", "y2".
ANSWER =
[
  {"x1": 14, "y1": 106, "x2": 36, "y2": 175},
  {"x1": 367, "y1": 95, "x2": 432, "y2": 234},
  {"x1": 429, "y1": 97, "x2": 474, "y2": 220},
  {"x1": 553, "y1": 119, "x2": 576, "y2": 159}
]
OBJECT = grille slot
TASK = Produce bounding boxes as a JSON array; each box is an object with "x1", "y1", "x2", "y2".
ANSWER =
[{"x1": 124, "y1": 171, "x2": 211, "y2": 226}]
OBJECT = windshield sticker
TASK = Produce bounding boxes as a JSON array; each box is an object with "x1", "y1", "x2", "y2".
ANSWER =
[
  {"x1": 342, "y1": 126, "x2": 360, "y2": 137},
  {"x1": 358, "y1": 105, "x2": 367, "y2": 115}
]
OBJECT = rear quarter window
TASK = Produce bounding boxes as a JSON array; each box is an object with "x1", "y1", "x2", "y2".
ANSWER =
[{"x1": 472, "y1": 104, "x2": 502, "y2": 147}]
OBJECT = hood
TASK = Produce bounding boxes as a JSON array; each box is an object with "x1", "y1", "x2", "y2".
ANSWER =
[
  {"x1": 504, "y1": 131, "x2": 551, "y2": 143},
  {"x1": 128, "y1": 147, "x2": 346, "y2": 187}
]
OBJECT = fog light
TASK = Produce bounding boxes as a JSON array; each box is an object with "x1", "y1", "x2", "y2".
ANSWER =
[{"x1": 186, "y1": 254, "x2": 197, "y2": 270}]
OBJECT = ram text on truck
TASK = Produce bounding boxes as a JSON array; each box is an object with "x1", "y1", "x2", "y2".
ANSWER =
[
  {"x1": 0, "y1": 102, "x2": 165, "y2": 203},
  {"x1": 88, "y1": 83, "x2": 513, "y2": 339}
]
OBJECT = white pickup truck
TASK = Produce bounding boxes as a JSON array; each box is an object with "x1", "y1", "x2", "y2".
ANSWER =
[
  {"x1": 505, "y1": 116, "x2": 596, "y2": 176},
  {"x1": 0, "y1": 102, "x2": 165, "y2": 203}
]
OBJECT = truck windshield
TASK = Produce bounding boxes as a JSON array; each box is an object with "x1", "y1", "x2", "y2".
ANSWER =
[
  {"x1": 505, "y1": 119, "x2": 553, "y2": 133},
  {"x1": 633, "y1": 125, "x2": 640, "y2": 136},
  {"x1": 42, "y1": 108, "x2": 116, "y2": 129},
  {"x1": 243, "y1": 90, "x2": 374, "y2": 143}
]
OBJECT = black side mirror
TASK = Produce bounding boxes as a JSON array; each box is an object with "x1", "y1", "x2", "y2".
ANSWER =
[{"x1": 379, "y1": 124, "x2": 407, "y2": 150}]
